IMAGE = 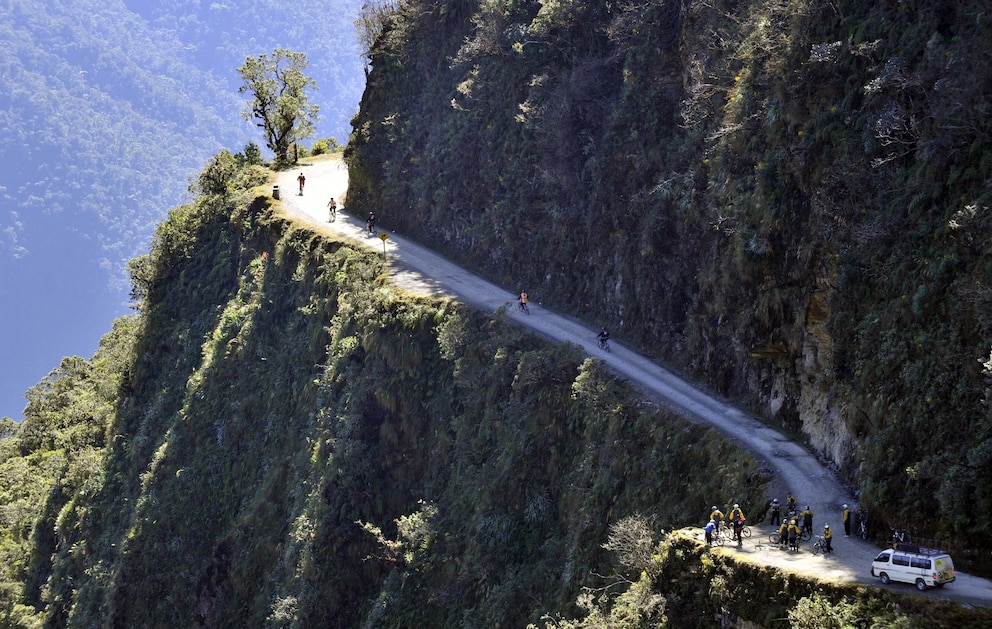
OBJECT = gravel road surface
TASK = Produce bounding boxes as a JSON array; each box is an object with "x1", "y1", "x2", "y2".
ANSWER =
[{"x1": 277, "y1": 158, "x2": 992, "y2": 607}]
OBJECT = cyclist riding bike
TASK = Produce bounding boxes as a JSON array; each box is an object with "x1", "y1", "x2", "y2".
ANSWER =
[
  {"x1": 297, "y1": 172, "x2": 306, "y2": 195},
  {"x1": 597, "y1": 327, "x2": 610, "y2": 350},
  {"x1": 519, "y1": 291, "x2": 529, "y2": 314},
  {"x1": 327, "y1": 197, "x2": 337, "y2": 221},
  {"x1": 366, "y1": 212, "x2": 377, "y2": 234}
]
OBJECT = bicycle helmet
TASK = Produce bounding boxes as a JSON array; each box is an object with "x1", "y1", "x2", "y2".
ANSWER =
[
  {"x1": 842, "y1": 504, "x2": 848, "y2": 509},
  {"x1": 712, "y1": 505, "x2": 717, "y2": 510},
  {"x1": 824, "y1": 524, "x2": 830, "y2": 529},
  {"x1": 733, "y1": 503, "x2": 739, "y2": 508}
]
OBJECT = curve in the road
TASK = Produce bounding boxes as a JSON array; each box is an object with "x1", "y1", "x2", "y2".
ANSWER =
[{"x1": 275, "y1": 158, "x2": 992, "y2": 607}]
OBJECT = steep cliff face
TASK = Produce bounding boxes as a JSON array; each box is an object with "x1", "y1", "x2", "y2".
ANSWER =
[
  {"x1": 6, "y1": 155, "x2": 992, "y2": 625},
  {"x1": 21, "y1": 178, "x2": 763, "y2": 626},
  {"x1": 347, "y1": 0, "x2": 992, "y2": 548}
]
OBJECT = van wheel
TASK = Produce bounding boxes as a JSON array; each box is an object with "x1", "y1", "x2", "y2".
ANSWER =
[
  {"x1": 916, "y1": 579, "x2": 928, "y2": 591},
  {"x1": 879, "y1": 573, "x2": 890, "y2": 585}
]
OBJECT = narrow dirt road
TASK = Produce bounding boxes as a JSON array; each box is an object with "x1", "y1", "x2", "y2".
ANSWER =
[{"x1": 276, "y1": 158, "x2": 992, "y2": 607}]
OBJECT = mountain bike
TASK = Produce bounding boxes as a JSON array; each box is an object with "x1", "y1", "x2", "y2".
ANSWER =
[
  {"x1": 787, "y1": 533, "x2": 801, "y2": 551},
  {"x1": 718, "y1": 528, "x2": 738, "y2": 545},
  {"x1": 598, "y1": 337, "x2": 610, "y2": 352},
  {"x1": 811, "y1": 535, "x2": 828, "y2": 555},
  {"x1": 856, "y1": 509, "x2": 869, "y2": 540},
  {"x1": 725, "y1": 524, "x2": 749, "y2": 545},
  {"x1": 519, "y1": 299, "x2": 529, "y2": 315},
  {"x1": 890, "y1": 528, "x2": 912, "y2": 548}
]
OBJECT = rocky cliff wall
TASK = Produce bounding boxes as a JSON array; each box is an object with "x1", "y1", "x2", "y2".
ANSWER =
[{"x1": 346, "y1": 0, "x2": 992, "y2": 548}]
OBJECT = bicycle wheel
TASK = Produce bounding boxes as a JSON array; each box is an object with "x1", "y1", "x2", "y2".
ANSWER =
[
  {"x1": 801, "y1": 529, "x2": 812, "y2": 542},
  {"x1": 742, "y1": 526, "x2": 751, "y2": 538},
  {"x1": 812, "y1": 541, "x2": 823, "y2": 556},
  {"x1": 712, "y1": 533, "x2": 724, "y2": 547},
  {"x1": 768, "y1": 532, "x2": 781, "y2": 545}
]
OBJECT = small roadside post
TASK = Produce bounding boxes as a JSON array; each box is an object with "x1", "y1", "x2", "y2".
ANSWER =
[{"x1": 378, "y1": 232, "x2": 389, "y2": 259}]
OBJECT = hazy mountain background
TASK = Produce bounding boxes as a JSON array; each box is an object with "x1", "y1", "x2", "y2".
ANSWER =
[{"x1": 0, "y1": 0, "x2": 366, "y2": 420}]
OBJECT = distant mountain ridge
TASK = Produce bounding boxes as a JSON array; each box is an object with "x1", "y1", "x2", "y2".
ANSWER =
[{"x1": 0, "y1": 0, "x2": 366, "y2": 420}]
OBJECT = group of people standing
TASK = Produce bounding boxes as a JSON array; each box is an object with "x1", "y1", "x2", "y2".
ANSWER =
[
  {"x1": 769, "y1": 496, "x2": 837, "y2": 553},
  {"x1": 705, "y1": 503, "x2": 747, "y2": 546},
  {"x1": 705, "y1": 496, "x2": 853, "y2": 555}
]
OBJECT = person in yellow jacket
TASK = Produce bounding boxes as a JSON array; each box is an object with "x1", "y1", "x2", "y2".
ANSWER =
[
  {"x1": 710, "y1": 506, "x2": 725, "y2": 533},
  {"x1": 728, "y1": 503, "x2": 746, "y2": 524},
  {"x1": 842, "y1": 504, "x2": 851, "y2": 537},
  {"x1": 777, "y1": 520, "x2": 789, "y2": 549},
  {"x1": 823, "y1": 524, "x2": 833, "y2": 554},
  {"x1": 787, "y1": 518, "x2": 801, "y2": 551},
  {"x1": 800, "y1": 505, "x2": 814, "y2": 533}
]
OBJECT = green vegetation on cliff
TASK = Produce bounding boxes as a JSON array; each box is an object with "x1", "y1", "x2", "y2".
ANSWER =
[
  {"x1": 1, "y1": 154, "x2": 767, "y2": 626},
  {"x1": 346, "y1": 0, "x2": 992, "y2": 562},
  {"x1": 2, "y1": 142, "x2": 991, "y2": 627},
  {"x1": 534, "y1": 531, "x2": 992, "y2": 628}
]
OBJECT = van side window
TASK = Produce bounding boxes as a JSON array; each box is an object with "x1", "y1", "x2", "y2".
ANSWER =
[
  {"x1": 910, "y1": 557, "x2": 931, "y2": 569},
  {"x1": 892, "y1": 554, "x2": 911, "y2": 566},
  {"x1": 875, "y1": 551, "x2": 891, "y2": 562}
]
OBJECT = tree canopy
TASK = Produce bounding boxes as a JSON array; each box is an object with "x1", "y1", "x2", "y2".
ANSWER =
[{"x1": 237, "y1": 49, "x2": 320, "y2": 166}]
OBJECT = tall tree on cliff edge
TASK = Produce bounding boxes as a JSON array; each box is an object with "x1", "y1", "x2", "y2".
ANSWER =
[{"x1": 237, "y1": 49, "x2": 320, "y2": 166}]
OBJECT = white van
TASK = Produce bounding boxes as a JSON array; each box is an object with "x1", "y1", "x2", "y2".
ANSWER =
[{"x1": 870, "y1": 545, "x2": 955, "y2": 591}]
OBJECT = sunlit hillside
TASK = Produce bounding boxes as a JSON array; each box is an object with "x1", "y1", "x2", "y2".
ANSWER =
[{"x1": 0, "y1": 0, "x2": 366, "y2": 421}]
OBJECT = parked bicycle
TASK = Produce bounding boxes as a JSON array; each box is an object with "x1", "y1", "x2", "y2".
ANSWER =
[
  {"x1": 718, "y1": 528, "x2": 739, "y2": 545},
  {"x1": 811, "y1": 535, "x2": 828, "y2": 555},
  {"x1": 788, "y1": 532, "x2": 801, "y2": 551},
  {"x1": 769, "y1": 530, "x2": 799, "y2": 550},
  {"x1": 856, "y1": 508, "x2": 869, "y2": 540},
  {"x1": 890, "y1": 528, "x2": 912, "y2": 547}
]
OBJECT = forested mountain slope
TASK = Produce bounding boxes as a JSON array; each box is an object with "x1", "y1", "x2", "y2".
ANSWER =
[
  {"x1": 0, "y1": 156, "x2": 767, "y2": 626},
  {"x1": 346, "y1": 0, "x2": 992, "y2": 560},
  {"x1": 0, "y1": 0, "x2": 365, "y2": 422},
  {"x1": 4, "y1": 156, "x2": 989, "y2": 627}
]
